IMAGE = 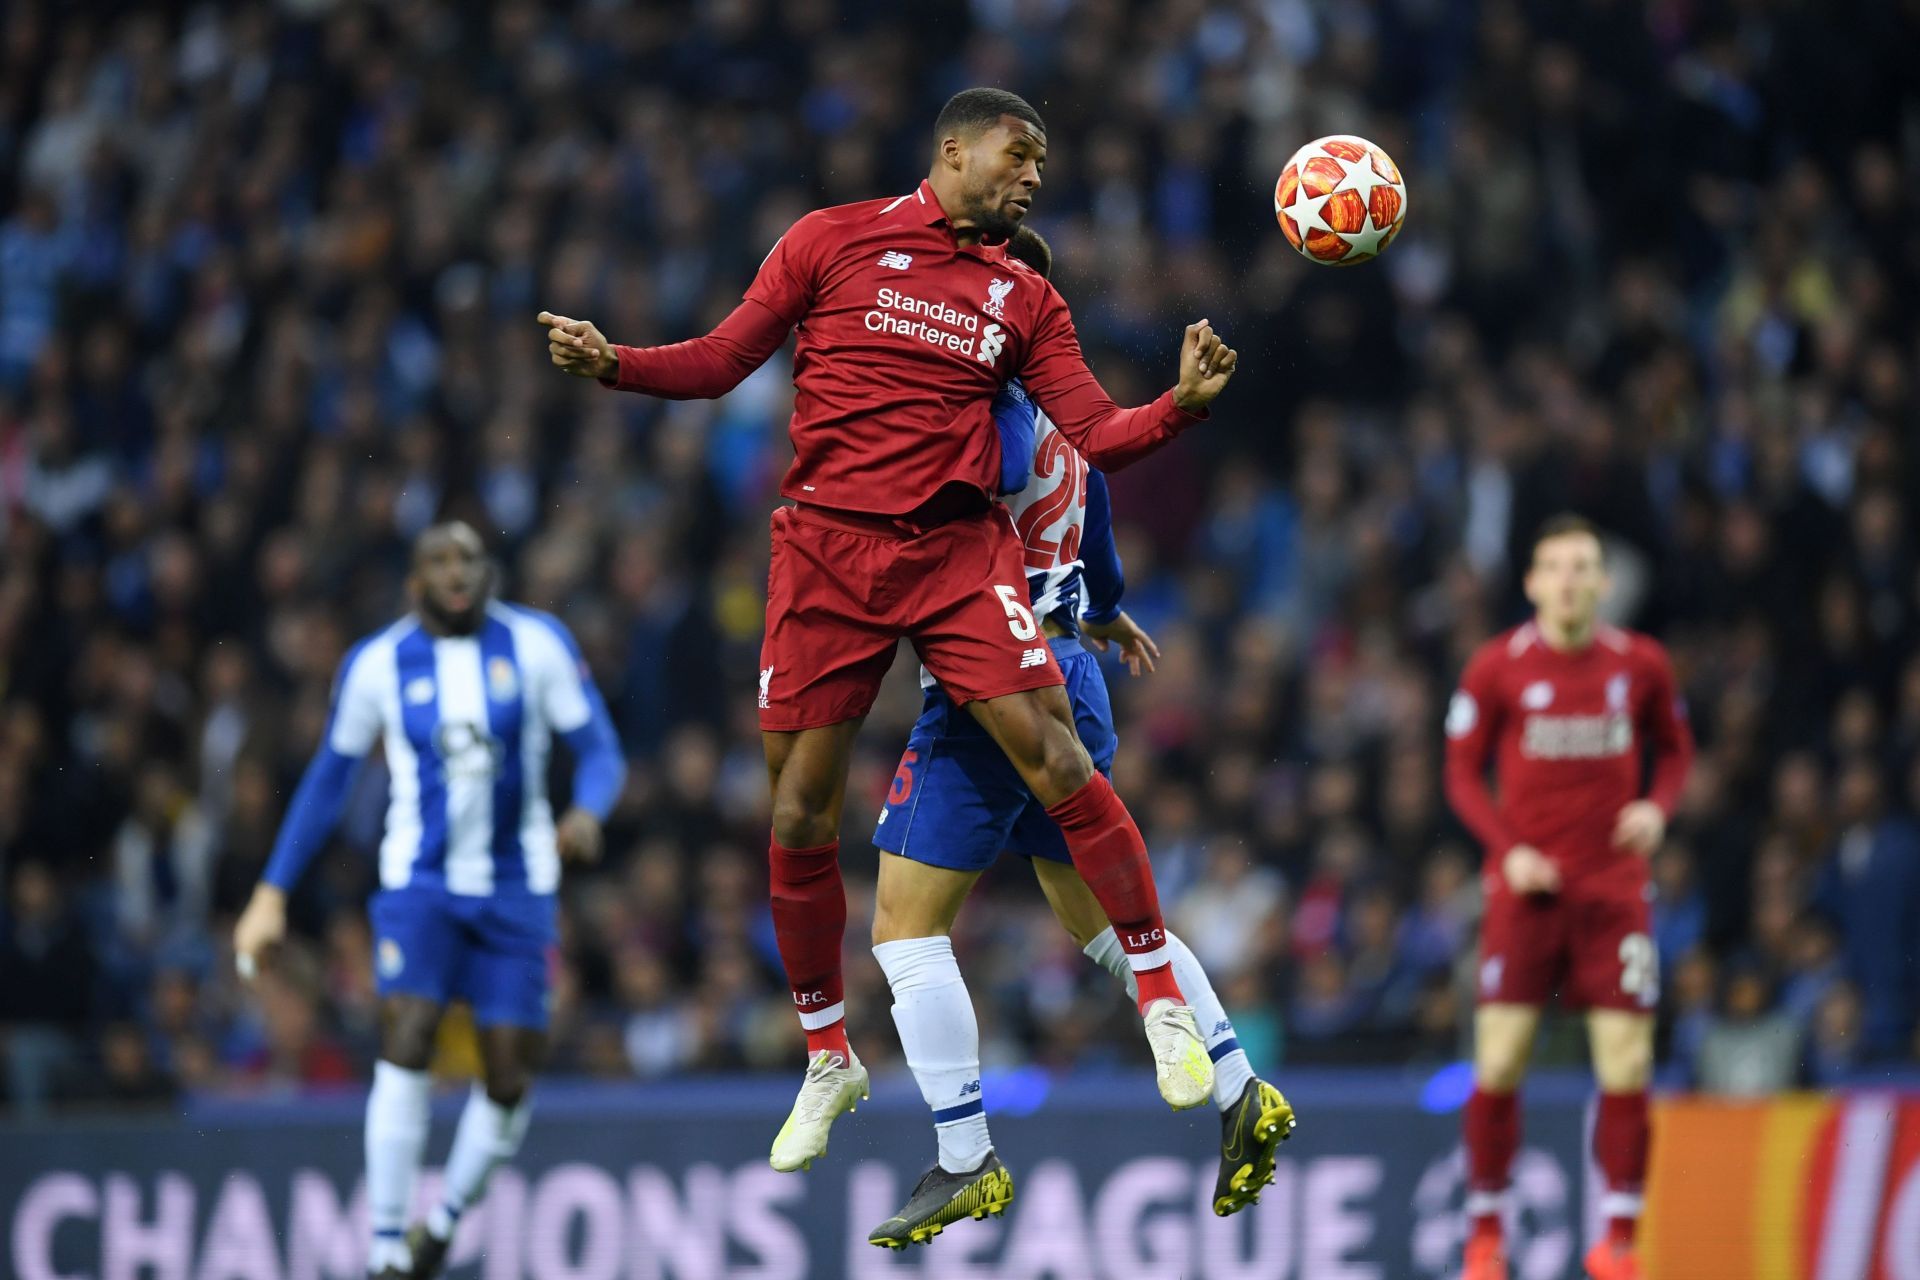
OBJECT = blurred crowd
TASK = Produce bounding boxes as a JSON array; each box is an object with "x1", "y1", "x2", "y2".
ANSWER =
[{"x1": 1, "y1": 0, "x2": 1917, "y2": 1114}]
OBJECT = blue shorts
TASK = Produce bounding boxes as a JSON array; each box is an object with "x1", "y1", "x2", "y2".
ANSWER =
[
  {"x1": 367, "y1": 886, "x2": 556, "y2": 1030},
  {"x1": 874, "y1": 636, "x2": 1116, "y2": 871}
]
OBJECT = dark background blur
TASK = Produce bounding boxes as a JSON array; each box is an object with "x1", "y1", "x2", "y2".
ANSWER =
[{"x1": 1, "y1": 0, "x2": 1917, "y2": 1116}]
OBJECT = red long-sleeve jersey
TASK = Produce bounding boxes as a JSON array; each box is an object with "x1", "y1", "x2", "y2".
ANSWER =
[
  {"x1": 1443, "y1": 622, "x2": 1693, "y2": 886},
  {"x1": 601, "y1": 180, "x2": 1203, "y2": 515}
]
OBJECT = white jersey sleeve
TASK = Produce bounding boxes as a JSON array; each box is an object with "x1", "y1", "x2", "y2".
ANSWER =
[{"x1": 327, "y1": 641, "x2": 392, "y2": 757}]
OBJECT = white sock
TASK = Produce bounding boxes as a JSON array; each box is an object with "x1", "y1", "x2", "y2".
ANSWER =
[
  {"x1": 366, "y1": 1060, "x2": 431, "y2": 1267},
  {"x1": 874, "y1": 935, "x2": 991, "y2": 1174},
  {"x1": 429, "y1": 1085, "x2": 532, "y2": 1240},
  {"x1": 1086, "y1": 925, "x2": 1257, "y2": 1111}
]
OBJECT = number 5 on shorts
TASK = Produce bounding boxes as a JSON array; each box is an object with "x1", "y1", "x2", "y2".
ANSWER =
[
  {"x1": 1618, "y1": 932, "x2": 1658, "y2": 1007},
  {"x1": 995, "y1": 584, "x2": 1038, "y2": 641}
]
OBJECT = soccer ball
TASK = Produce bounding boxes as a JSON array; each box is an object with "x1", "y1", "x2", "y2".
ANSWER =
[{"x1": 1274, "y1": 135, "x2": 1407, "y2": 266}]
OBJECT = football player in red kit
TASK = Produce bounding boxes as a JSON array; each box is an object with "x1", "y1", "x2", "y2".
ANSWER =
[
  {"x1": 1444, "y1": 515, "x2": 1693, "y2": 1280},
  {"x1": 537, "y1": 88, "x2": 1233, "y2": 1173}
]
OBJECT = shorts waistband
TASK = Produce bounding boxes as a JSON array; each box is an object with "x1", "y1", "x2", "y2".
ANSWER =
[
  {"x1": 790, "y1": 499, "x2": 992, "y2": 539},
  {"x1": 1048, "y1": 634, "x2": 1086, "y2": 657}
]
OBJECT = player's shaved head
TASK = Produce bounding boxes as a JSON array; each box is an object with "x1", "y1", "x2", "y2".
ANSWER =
[
  {"x1": 1006, "y1": 225, "x2": 1053, "y2": 279},
  {"x1": 413, "y1": 519, "x2": 485, "y2": 567},
  {"x1": 934, "y1": 88, "x2": 1046, "y2": 143},
  {"x1": 410, "y1": 520, "x2": 491, "y2": 635}
]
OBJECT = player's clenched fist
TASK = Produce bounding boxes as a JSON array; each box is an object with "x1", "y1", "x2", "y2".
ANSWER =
[
  {"x1": 1173, "y1": 318, "x2": 1239, "y2": 413},
  {"x1": 1502, "y1": 843, "x2": 1561, "y2": 895},
  {"x1": 537, "y1": 311, "x2": 618, "y2": 380}
]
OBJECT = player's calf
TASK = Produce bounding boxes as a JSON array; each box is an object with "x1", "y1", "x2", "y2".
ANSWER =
[
  {"x1": 408, "y1": 1081, "x2": 535, "y2": 1277},
  {"x1": 1589, "y1": 1009, "x2": 1654, "y2": 1260},
  {"x1": 365, "y1": 1060, "x2": 432, "y2": 1278},
  {"x1": 972, "y1": 691, "x2": 1188, "y2": 1009}
]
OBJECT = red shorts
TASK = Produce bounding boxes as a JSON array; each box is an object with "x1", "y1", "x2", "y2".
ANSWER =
[
  {"x1": 1475, "y1": 873, "x2": 1658, "y2": 1013},
  {"x1": 758, "y1": 503, "x2": 1064, "y2": 732}
]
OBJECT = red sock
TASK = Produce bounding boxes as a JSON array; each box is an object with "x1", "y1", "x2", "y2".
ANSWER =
[
  {"x1": 1595, "y1": 1090, "x2": 1649, "y2": 1245},
  {"x1": 768, "y1": 838, "x2": 848, "y2": 1059},
  {"x1": 1465, "y1": 1086, "x2": 1519, "y2": 1238},
  {"x1": 1045, "y1": 773, "x2": 1183, "y2": 1013}
]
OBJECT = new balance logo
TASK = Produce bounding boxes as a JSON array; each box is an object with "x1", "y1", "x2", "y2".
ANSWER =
[
  {"x1": 1019, "y1": 647, "x2": 1047, "y2": 668},
  {"x1": 1212, "y1": 1020, "x2": 1233, "y2": 1037},
  {"x1": 976, "y1": 322, "x2": 1005, "y2": 367},
  {"x1": 877, "y1": 251, "x2": 913, "y2": 270},
  {"x1": 960, "y1": 1079, "x2": 982, "y2": 1096}
]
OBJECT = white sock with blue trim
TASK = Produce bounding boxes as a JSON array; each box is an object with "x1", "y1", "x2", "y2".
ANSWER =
[
  {"x1": 428, "y1": 1084, "x2": 533, "y2": 1241},
  {"x1": 874, "y1": 935, "x2": 991, "y2": 1174},
  {"x1": 366, "y1": 1060, "x2": 431, "y2": 1271},
  {"x1": 1085, "y1": 925, "x2": 1256, "y2": 1111}
]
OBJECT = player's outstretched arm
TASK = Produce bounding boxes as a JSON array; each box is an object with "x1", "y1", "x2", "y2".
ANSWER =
[
  {"x1": 1018, "y1": 296, "x2": 1237, "y2": 472},
  {"x1": 536, "y1": 299, "x2": 792, "y2": 400}
]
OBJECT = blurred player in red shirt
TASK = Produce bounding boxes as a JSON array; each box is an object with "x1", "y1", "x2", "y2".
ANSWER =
[
  {"x1": 537, "y1": 88, "x2": 1234, "y2": 1174},
  {"x1": 1444, "y1": 515, "x2": 1693, "y2": 1280}
]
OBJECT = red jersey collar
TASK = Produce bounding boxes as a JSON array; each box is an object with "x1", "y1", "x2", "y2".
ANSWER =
[{"x1": 908, "y1": 179, "x2": 1008, "y2": 263}]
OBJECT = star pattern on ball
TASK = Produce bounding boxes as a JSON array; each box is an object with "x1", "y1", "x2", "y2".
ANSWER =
[
  {"x1": 1282, "y1": 189, "x2": 1336, "y2": 238},
  {"x1": 1332, "y1": 151, "x2": 1390, "y2": 203},
  {"x1": 1340, "y1": 213, "x2": 1392, "y2": 259},
  {"x1": 1274, "y1": 135, "x2": 1408, "y2": 265}
]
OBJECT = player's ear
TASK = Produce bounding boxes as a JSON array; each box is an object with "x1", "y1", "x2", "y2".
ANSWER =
[{"x1": 937, "y1": 133, "x2": 964, "y2": 173}]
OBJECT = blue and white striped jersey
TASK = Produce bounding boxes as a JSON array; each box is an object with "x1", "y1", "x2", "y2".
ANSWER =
[
  {"x1": 1005, "y1": 406, "x2": 1123, "y2": 632},
  {"x1": 320, "y1": 602, "x2": 612, "y2": 896},
  {"x1": 918, "y1": 390, "x2": 1126, "y2": 696}
]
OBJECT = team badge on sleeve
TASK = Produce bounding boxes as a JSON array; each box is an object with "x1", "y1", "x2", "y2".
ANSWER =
[{"x1": 1446, "y1": 691, "x2": 1478, "y2": 739}]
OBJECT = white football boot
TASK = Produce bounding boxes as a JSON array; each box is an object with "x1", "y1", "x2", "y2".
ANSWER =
[
  {"x1": 1143, "y1": 1000, "x2": 1214, "y2": 1110},
  {"x1": 769, "y1": 1047, "x2": 870, "y2": 1172}
]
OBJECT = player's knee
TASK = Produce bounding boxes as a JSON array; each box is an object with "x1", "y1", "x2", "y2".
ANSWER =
[
  {"x1": 1474, "y1": 1037, "x2": 1531, "y2": 1091},
  {"x1": 870, "y1": 912, "x2": 943, "y2": 947},
  {"x1": 379, "y1": 1000, "x2": 439, "y2": 1070},
  {"x1": 381, "y1": 1026, "x2": 435, "y2": 1072},
  {"x1": 1475, "y1": 1055, "x2": 1527, "y2": 1092},
  {"x1": 1029, "y1": 724, "x2": 1093, "y2": 803},
  {"x1": 770, "y1": 791, "x2": 836, "y2": 848},
  {"x1": 1596, "y1": 1030, "x2": 1654, "y2": 1091},
  {"x1": 484, "y1": 1069, "x2": 531, "y2": 1107}
]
